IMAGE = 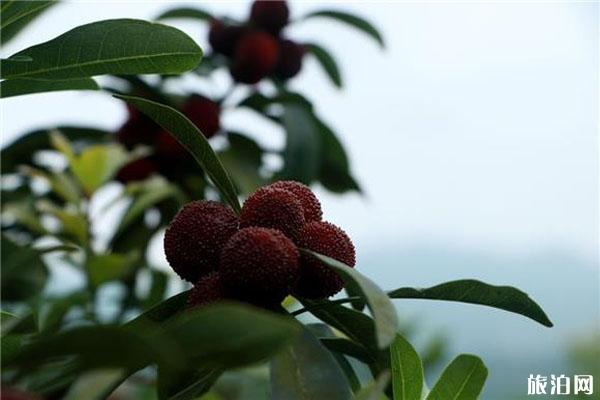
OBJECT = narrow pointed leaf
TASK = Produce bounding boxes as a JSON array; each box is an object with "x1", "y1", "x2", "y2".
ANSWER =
[
  {"x1": 270, "y1": 327, "x2": 352, "y2": 400},
  {"x1": 156, "y1": 7, "x2": 214, "y2": 22},
  {"x1": 304, "y1": 43, "x2": 342, "y2": 88},
  {"x1": 114, "y1": 95, "x2": 241, "y2": 213},
  {"x1": 302, "y1": 10, "x2": 384, "y2": 48},
  {"x1": 0, "y1": 78, "x2": 99, "y2": 98},
  {"x1": 426, "y1": 355, "x2": 488, "y2": 400},
  {"x1": 389, "y1": 279, "x2": 553, "y2": 327},
  {"x1": 1, "y1": 19, "x2": 202, "y2": 80},
  {"x1": 0, "y1": 0, "x2": 57, "y2": 45},
  {"x1": 302, "y1": 250, "x2": 399, "y2": 349},
  {"x1": 390, "y1": 334, "x2": 423, "y2": 400}
]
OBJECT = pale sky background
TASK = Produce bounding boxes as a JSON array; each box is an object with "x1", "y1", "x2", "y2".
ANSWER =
[
  {"x1": 1, "y1": 2, "x2": 598, "y2": 397},
  {"x1": 2, "y1": 1, "x2": 597, "y2": 264}
]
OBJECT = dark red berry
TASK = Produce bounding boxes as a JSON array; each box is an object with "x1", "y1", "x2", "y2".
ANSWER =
[
  {"x1": 268, "y1": 180, "x2": 322, "y2": 222},
  {"x1": 209, "y1": 20, "x2": 246, "y2": 57},
  {"x1": 219, "y1": 227, "x2": 299, "y2": 305},
  {"x1": 274, "y1": 39, "x2": 304, "y2": 80},
  {"x1": 115, "y1": 157, "x2": 157, "y2": 183},
  {"x1": 294, "y1": 221, "x2": 356, "y2": 299},
  {"x1": 230, "y1": 31, "x2": 279, "y2": 84},
  {"x1": 164, "y1": 201, "x2": 239, "y2": 283},
  {"x1": 187, "y1": 272, "x2": 228, "y2": 309},
  {"x1": 154, "y1": 130, "x2": 187, "y2": 158},
  {"x1": 239, "y1": 187, "x2": 305, "y2": 239},
  {"x1": 115, "y1": 108, "x2": 160, "y2": 150},
  {"x1": 250, "y1": 0, "x2": 289, "y2": 35},
  {"x1": 181, "y1": 95, "x2": 221, "y2": 138}
]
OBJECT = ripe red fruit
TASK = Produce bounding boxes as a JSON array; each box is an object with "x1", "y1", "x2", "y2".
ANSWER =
[
  {"x1": 115, "y1": 157, "x2": 156, "y2": 183},
  {"x1": 250, "y1": 0, "x2": 289, "y2": 35},
  {"x1": 115, "y1": 108, "x2": 160, "y2": 150},
  {"x1": 154, "y1": 130, "x2": 187, "y2": 158},
  {"x1": 230, "y1": 31, "x2": 279, "y2": 84},
  {"x1": 164, "y1": 201, "x2": 239, "y2": 283},
  {"x1": 239, "y1": 187, "x2": 305, "y2": 239},
  {"x1": 274, "y1": 40, "x2": 305, "y2": 80},
  {"x1": 209, "y1": 20, "x2": 245, "y2": 57},
  {"x1": 181, "y1": 95, "x2": 221, "y2": 138},
  {"x1": 219, "y1": 227, "x2": 299, "y2": 305},
  {"x1": 187, "y1": 272, "x2": 228, "y2": 309},
  {"x1": 294, "y1": 221, "x2": 356, "y2": 299},
  {"x1": 268, "y1": 180, "x2": 322, "y2": 222}
]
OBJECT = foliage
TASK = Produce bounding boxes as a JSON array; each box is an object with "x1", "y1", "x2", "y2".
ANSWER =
[{"x1": 0, "y1": 2, "x2": 553, "y2": 400}]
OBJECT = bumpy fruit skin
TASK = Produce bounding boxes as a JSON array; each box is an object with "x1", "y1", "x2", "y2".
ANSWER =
[
  {"x1": 294, "y1": 221, "x2": 356, "y2": 299},
  {"x1": 250, "y1": 0, "x2": 289, "y2": 35},
  {"x1": 164, "y1": 201, "x2": 239, "y2": 283},
  {"x1": 209, "y1": 20, "x2": 245, "y2": 57},
  {"x1": 239, "y1": 187, "x2": 305, "y2": 239},
  {"x1": 115, "y1": 108, "x2": 160, "y2": 150},
  {"x1": 274, "y1": 40, "x2": 305, "y2": 80},
  {"x1": 230, "y1": 31, "x2": 279, "y2": 84},
  {"x1": 115, "y1": 157, "x2": 157, "y2": 183},
  {"x1": 219, "y1": 227, "x2": 299, "y2": 305},
  {"x1": 181, "y1": 95, "x2": 221, "y2": 138},
  {"x1": 268, "y1": 180, "x2": 322, "y2": 222},
  {"x1": 187, "y1": 272, "x2": 227, "y2": 309}
]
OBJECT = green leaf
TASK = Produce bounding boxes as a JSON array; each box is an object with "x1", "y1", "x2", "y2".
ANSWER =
[
  {"x1": 37, "y1": 200, "x2": 88, "y2": 245},
  {"x1": 115, "y1": 177, "x2": 184, "y2": 238},
  {"x1": 280, "y1": 103, "x2": 321, "y2": 184},
  {"x1": 316, "y1": 119, "x2": 360, "y2": 193},
  {"x1": 1, "y1": 126, "x2": 110, "y2": 173},
  {"x1": 37, "y1": 292, "x2": 90, "y2": 334},
  {"x1": 304, "y1": 43, "x2": 342, "y2": 88},
  {"x1": 320, "y1": 338, "x2": 373, "y2": 364},
  {"x1": 156, "y1": 7, "x2": 214, "y2": 22},
  {"x1": 1, "y1": 334, "x2": 24, "y2": 365},
  {"x1": 4, "y1": 325, "x2": 184, "y2": 372},
  {"x1": 389, "y1": 279, "x2": 553, "y2": 327},
  {"x1": 69, "y1": 144, "x2": 130, "y2": 195},
  {"x1": 1, "y1": 236, "x2": 48, "y2": 301},
  {"x1": 426, "y1": 355, "x2": 488, "y2": 400},
  {"x1": 301, "y1": 301, "x2": 378, "y2": 353},
  {"x1": 1, "y1": 19, "x2": 202, "y2": 80},
  {"x1": 0, "y1": 78, "x2": 99, "y2": 98},
  {"x1": 0, "y1": 1, "x2": 57, "y2": 45},
  {"x1": 114, "y1": 95, "x2": 241, "y2": 213},
  {"x1": 86, "y1": 252, "x2": 139, "y2": 288},
  {"x1": 390, "y1": 334, "x2": 423, "y2": 400},
  {"x1": 126, "y1": 290, "x2": 189, "y2": 329},
  {"x1": 219, "y1": 132, "x2": 265, "y2": 194},
  {"x1": 353, "y1": 371, "x2": 391, "y2": 400},
  {"x1": 158, "y1": 366, "x2": 222, "y2": 400},
  {"x1": 64, "y1": 368, "x2": 127, "y2": 400},
  {"x1": 164, "y1": 303, "x2": 300, "y2": 368},
  {"x1": 302, "y1": 10, "x2": 384, "y2": 48},
  {"x1": 302, "y1": 250, "x2": 399, "y2": 349},
  {"x1": 270, "y1": 327, "x2": 352, "y2": 400}
]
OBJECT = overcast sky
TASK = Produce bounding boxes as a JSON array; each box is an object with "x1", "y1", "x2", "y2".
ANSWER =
[{"x1": 1, "y1": 1, "x2": 598, "y2": 265}]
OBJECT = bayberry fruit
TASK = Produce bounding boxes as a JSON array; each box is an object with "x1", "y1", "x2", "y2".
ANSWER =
[
  {"x1": 268, "y1": 180, "x2": 322, "y2": 222},
  {"x1": 164, "y1": 201, "x2": 238, "y2": 283},
  {"x1": 250, "y1": 0, "x2": 289, "y2": 35},
  {"x1": 294, "y1": 221, "x2": 356, "y2": 299},
  {"x1": 230, "y1": 31, "x2": 279, "y2": 84},
  {"x1": 219, "y1": 227, "x2": 299, "y2": 305}
]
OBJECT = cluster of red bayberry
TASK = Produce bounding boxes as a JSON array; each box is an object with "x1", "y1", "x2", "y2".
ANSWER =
[
  {"x1": 209, "y1": 0, "x2": 305, "y2": 84},
  {"x1": 115, "y1": 95, "x2": 221, "y2": 183},
  {"x1": 163, "y1": 180, "x2": 355, "y2": 309}
]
